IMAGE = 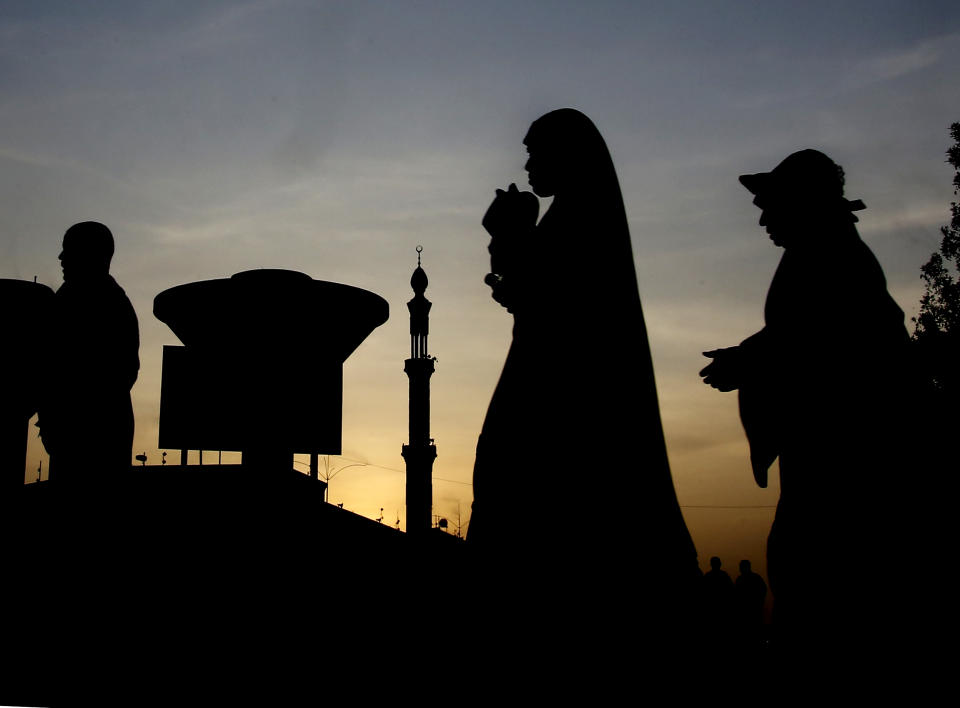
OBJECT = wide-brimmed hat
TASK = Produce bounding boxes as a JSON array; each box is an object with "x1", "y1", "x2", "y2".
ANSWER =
[{"x1": 739, "y1": 149, "x2": 866, "y2": 213}]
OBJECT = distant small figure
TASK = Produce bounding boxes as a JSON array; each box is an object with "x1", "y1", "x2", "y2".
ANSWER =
[
  {"x1": 704, "y1": 556, "x2": 733, "y2": 590},
  {"x1": 735, "y1": 559, "x2": 767, "y2": 647},
  {"x1": 703, "y1": 557, "x2": 734, "y2": 604},
  {"x1": 701, "y1": 556, "x2": 736, "y2": 643},
  {"x1": 699, "y1": 150, "x2": 916, "y2": 652},
  {"x1": 38, "y1": 222, "x2": 140, "y2": 485}
]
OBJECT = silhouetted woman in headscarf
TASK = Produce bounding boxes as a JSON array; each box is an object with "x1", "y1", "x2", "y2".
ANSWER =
[{"x1": 469, "y1": 110, "x2": 698, "y2": 646}]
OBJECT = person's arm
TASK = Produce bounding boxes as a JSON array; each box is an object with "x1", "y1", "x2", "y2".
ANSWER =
[{"x1": 87, "y1": 289, "x2": 140, "y2": 393}]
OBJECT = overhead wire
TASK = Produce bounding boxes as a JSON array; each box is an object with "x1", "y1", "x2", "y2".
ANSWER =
[{"x1": 334, "y1": 455, "x2": 777, "y2": 507}]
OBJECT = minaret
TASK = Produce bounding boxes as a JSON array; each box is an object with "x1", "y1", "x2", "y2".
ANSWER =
[{"x1": 401, "y1": 246, "x2": 437, "y2": 534}]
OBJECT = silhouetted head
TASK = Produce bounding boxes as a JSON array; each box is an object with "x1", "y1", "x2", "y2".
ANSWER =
[
  {"x1": 59, "y1": 222, "x2": 114, "y2": 282},
  {"x1": 740, "y1": 559, "x2": 751, "y2": 574},
  {"x1": 739, "y1": 149, "x2": 865, "y2": 248},
  {"x1": 710, "y1": 556, "x2": 722, "y2": 571},
  {"x1": 523, "y1": 108, "x2": 618, "y2": 199}
]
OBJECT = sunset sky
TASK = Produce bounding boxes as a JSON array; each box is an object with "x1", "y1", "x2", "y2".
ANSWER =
[{"x1": 2, "y1": 1, "x2": 958, "y2": 578}]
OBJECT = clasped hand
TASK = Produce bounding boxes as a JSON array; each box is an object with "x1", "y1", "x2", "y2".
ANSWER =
[
  {"x1": 482, "y1": 183, "x2": 539, "y2": 310},
  {"x1": 482, "y1": 183, "x2": 539, "y2": 242}
]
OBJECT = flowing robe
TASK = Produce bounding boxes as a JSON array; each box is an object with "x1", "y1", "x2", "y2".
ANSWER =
[
  {"x1": 736, "y1": 222, "x2": 916, "y2": 644},
  {"x1": 469, "y1": 192, "x2": 698, "y2": 605}
]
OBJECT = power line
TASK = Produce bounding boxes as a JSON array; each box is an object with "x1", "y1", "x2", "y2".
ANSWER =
[
  {"x1": 336, "y1": 456, "x2": 776, "y2": 505},
  {"x1": 338, "y1": 454, "x2": 472, "y2": 486},
  {"x1": 681, "y1": 505, "x2": 777, "y2": 509}
]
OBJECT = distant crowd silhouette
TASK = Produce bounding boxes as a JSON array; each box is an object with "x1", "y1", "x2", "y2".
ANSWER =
[
  {"x1": 699, "y1": 557, "x2": 768, "y2": 651},
  {"x1": 0, "y1": 107, "x2": 944, "y2": 694}
]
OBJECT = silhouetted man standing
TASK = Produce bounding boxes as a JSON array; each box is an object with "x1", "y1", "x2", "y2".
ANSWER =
[
  {"x1": 704, "y1": 555, "x2": 734, "y2": 591},
  {"x1": 702, "y1": 556, "x2": 735, "y2": 639},
  {"x1": 39, "y1": 222, "x2": 139, "y2": 485},
  {"x1": 700, "y1": 150, "x2": 915, "y2": 655},
  {"x1": 735, "y1": 559, "x2": 767, "y2": 648}
]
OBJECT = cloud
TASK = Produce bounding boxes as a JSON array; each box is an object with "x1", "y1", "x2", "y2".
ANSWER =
[
  {"x1": 845, "y1": 32, "x2": 959, "y2": 87},
  {"x1": 0, "y1": 145, "x2": 134, "y2": 194},
  {"x1": 866, "y1": 201, "x2": 951, "y2": 235}
]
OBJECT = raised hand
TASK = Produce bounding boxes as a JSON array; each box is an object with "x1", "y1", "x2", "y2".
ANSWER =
[{"x1": 699, "y1": 347, "x2": 743, "y2": 392}]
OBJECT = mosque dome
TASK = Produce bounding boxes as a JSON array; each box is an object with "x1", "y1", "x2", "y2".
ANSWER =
[
  {"x1": 410, "y1": 246, "x2": 428, "y2": 294},
  {"x1": 411, "y1": 265, "x2": 428, "y2": 294}
]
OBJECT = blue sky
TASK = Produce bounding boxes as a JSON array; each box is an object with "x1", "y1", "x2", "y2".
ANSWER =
[{"x1": 2, "y1": 0, "x2": 958, "y2": 573}]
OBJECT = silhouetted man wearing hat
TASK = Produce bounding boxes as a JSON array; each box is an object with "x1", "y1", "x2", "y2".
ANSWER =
[
  {"x1": 38, "y1": 222, "x2": 139, "y2": 485},
  {"x1": 700, "y1": 150, "x2": 916, "y2": 656}
]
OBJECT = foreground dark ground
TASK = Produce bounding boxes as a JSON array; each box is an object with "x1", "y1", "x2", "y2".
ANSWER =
[{"x1": 2, "y1": 464, "x2": 945, "y2": 705}]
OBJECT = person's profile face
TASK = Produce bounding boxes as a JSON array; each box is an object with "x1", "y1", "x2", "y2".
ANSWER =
[
  {"x1": 523, "y1": 142, "x2": 562, "y2": 198},
  {"x1": 756, "y1": 195, "x2": 800, "y2": 249},
  {"x1": 58, "y1": 234, "x2": 80, "y2": 282},
  {"x1": 58, "y1": 232, "x2": 105, "y2": 282}
]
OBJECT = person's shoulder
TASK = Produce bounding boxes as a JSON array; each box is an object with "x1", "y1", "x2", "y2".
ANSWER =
[
  {"x1": 105, "y1": 275, "x2": 135, "y2": 302},
  {"x1": 105, "y1": 274, "x2": 126, "y2": 292}
]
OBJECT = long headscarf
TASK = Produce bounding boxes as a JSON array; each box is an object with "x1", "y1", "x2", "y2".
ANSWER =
[{"x1": 522, "y1": 109, "x2": 643, "y2": 326}]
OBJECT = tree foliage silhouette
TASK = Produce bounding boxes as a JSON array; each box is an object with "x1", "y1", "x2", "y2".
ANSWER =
[{"x1": 913, "y1": 122, "x2": 960, "y2": 394}]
